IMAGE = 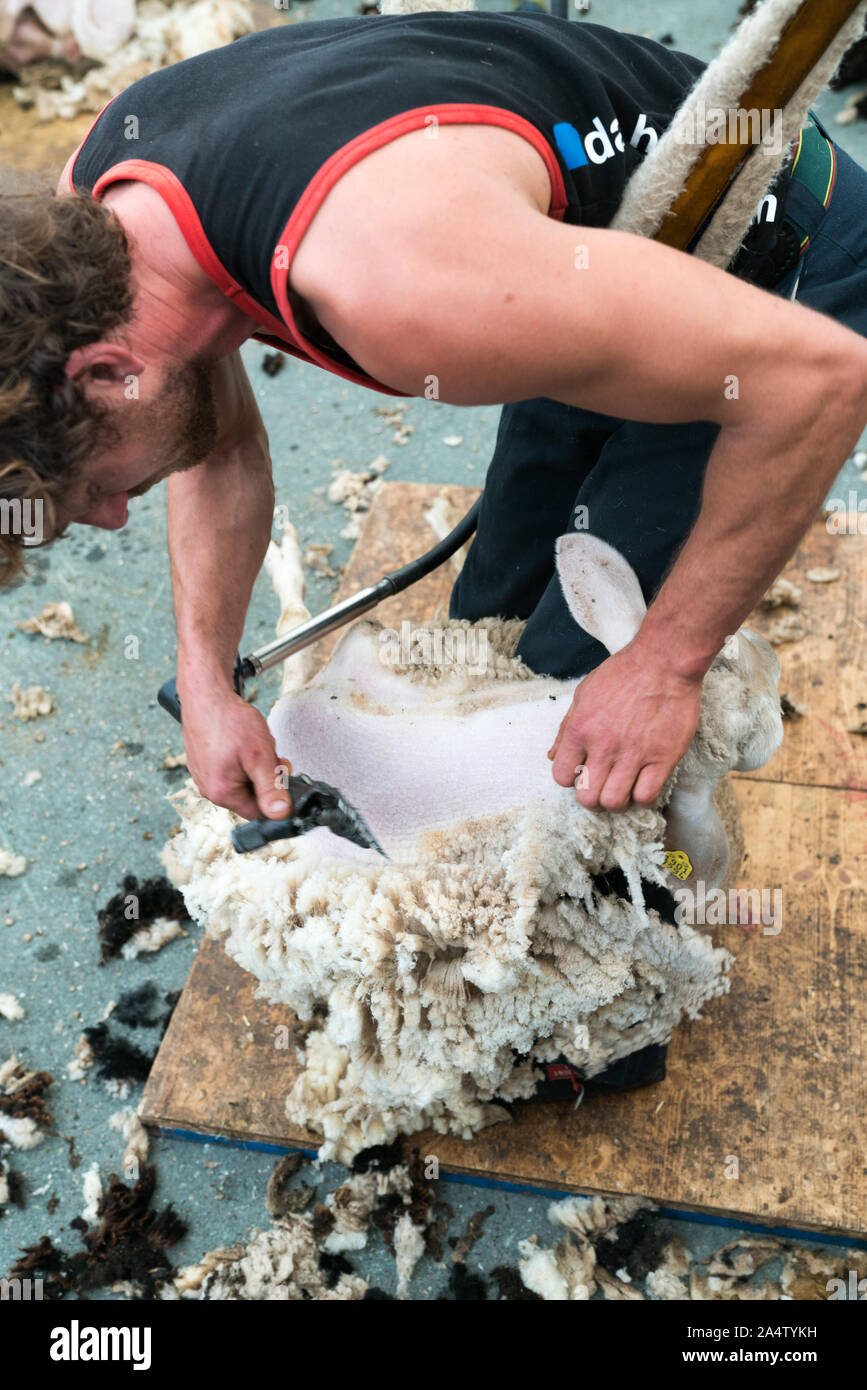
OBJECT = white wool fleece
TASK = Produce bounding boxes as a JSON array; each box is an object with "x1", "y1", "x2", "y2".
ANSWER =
[{"x1": 163, "y1": 619, "x2": 735, "y2": 1163}]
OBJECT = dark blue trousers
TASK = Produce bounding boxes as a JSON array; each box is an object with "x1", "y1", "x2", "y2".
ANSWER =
[{"x1": 450, "y1": 138, "x2": 867, "y2": 679}]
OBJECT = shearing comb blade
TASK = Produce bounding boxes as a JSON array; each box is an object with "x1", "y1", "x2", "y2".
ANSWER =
[{"x1": 231, "y1": 774, "x2": 388, "y2": 857}]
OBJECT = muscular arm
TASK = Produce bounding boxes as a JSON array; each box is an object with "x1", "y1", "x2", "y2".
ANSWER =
[
  {"x1": 169, "y1": 351, "x2": 291, "y2": 822},
  {"x1": 320, "y1": 203, "x2": 866, "y2": 657},
  {"x1": 298, "y1": 156, "x2": 867, "y2": 806}
]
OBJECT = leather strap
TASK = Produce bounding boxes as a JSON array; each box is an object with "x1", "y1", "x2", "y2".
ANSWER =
[{"x1": 728, "y1": 118, "x2": 836, "y2": 289}]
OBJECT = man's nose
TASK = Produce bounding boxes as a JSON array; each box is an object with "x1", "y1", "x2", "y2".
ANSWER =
[{"x1": 75, "y1": 493, "x2": 130, "y2": 529}]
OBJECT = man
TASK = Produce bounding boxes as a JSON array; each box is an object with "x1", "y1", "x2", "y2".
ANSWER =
[{"x1": 2, "y1": 9, "x2": 866, "y2": 833}]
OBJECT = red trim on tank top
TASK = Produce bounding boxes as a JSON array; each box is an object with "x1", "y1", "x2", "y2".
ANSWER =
[
  {"x1": 270, "y1": 104, "x2": 568, "y2": 386},
  {"x1": 84, "y1": 157, "x2": 405, "y2": 391},
  {"x1": 77, "y1": 104, "x2": 567, "y2": 396},
  {"x1": 88, "y1": 160, "x2": 295, "y2": 341}
]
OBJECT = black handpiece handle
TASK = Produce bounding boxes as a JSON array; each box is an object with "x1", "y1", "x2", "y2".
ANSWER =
[
  {"x1": 157, "y1": 676, "x2": 183, "y2": 722},
  {"x1": 157, "y1": 656, "x2": 249, "y2": 723},
  {"x1": 231, "y1": 814, "x2": 298, "y2": 853},
  {"x1": 230, "y1": 775, "x2": 319, "y2": 854}
]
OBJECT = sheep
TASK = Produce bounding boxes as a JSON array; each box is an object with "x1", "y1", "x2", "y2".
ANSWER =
[{"x1": 162, "y1": 522, "x2": 782, "y2": 1162}]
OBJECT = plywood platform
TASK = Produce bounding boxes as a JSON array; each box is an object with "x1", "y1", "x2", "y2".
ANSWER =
[{"x1": 141, "y1": 484, "x2": 867, "y2": 1239}]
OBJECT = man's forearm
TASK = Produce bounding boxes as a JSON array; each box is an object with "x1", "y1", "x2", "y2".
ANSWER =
[
  {"x1": 168, "y1": 439, "x2": 274, "y2": 701},
  {"x1": 637, "y1": 373, "x2": 867, "y2": 679}
]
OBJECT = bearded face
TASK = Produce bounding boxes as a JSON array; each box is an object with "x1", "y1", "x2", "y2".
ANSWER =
[
  {"x1": 61, "y1": 357, "x2": 220, "y2": 529},
  {"x1": 126, "y1": 358, "x2": 220, "y2": 495}
]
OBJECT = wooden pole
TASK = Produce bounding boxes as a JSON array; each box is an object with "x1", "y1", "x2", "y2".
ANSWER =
[{"x1": 656, "y1": 0, "x2": 864, "y2": 250}]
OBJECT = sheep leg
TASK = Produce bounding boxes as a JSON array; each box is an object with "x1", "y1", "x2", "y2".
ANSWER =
[
  {"x1": 262, "y1": 523, "x2": 315, "y2": 696},
  {"x1": 663, "y1": 777, "x2": 730, "y2": 893}
]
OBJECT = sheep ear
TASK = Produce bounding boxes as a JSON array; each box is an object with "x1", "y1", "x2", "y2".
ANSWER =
[{"x1": 555, "y1": 533, "x2": 647, "y2": 654}]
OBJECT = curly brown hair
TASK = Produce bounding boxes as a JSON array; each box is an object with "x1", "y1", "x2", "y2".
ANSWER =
[{"x1": 0, "y1": 189, "x2": 134, "y2": 588}]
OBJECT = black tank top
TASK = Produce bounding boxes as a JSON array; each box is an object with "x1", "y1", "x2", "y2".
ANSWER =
[{"x1": 69, "y1": 12, "x2": 704, "y2": 396}]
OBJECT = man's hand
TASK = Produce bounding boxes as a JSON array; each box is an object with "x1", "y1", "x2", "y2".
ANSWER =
[
  {"x1": 178, "y1": 686, "x2": 292, "y2": 823},
  {"x1": 547, "y1": 646, "x2": 703, "y2": 811}
]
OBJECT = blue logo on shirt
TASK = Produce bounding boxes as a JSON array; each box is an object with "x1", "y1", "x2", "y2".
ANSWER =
[{"x1": 553, "y1": 121, "x2": 589, "y2": 170}]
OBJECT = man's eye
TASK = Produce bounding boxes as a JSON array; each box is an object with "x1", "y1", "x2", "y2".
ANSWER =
[{"x1": 86, "y1": 482, "x2": 102, "y2": 503}]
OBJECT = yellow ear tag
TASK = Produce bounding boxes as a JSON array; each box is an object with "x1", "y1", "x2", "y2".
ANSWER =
[{"x1": 663, "y1": 850, "x2": 693, "y2": 880}]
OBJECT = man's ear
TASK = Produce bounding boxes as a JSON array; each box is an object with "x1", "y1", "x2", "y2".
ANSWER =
[{"x1": 65, "y1": 342, "x2": 146, "y2": 385}]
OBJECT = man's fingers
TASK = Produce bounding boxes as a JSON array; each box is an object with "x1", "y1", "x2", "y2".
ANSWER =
[
  {"x1": 249, "y1": 753, "x2": 292, "y2": 821},
  {"x1": 547, "y1": 716, "x2": 566, "y2": 762},
  {"x1": 597, "y1": 764, "x2": 643, "y2": 813},
  {"x1": 179, "y1": 692, "x2": 298, "y2": 822},
  {"x1": 572, "y1": 758, "x2": 614, "y2": 808},
  {"x1": 546, "y1": 651, "x2": 701, "y2": 813},
  {"x1": 548, "y1": 686, "x2": 582, "y2": 763},
  {"x1": 550, "y1": 713, "x2": 588, "y2": 787},
  {"x1": 224, "y1": 788, "x2": 264, "y2": 822},
  {"x1": 631, "y1": 764, "x2": 667, "y2": 808},
  {"x1": 193, "y1": 751, "x2": 291, "y2": 823},
  {"x1": 193, "y1": 772, "x2": 261, "y2": 822}
]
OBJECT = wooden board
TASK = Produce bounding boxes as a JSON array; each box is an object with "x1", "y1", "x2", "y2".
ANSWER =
[
  {"x1": 141, "y1": 484, "x2": 867, "y2": 1238},
  {"x1": 740, "y1": 519, "x2": 867, "y2": 792}
]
